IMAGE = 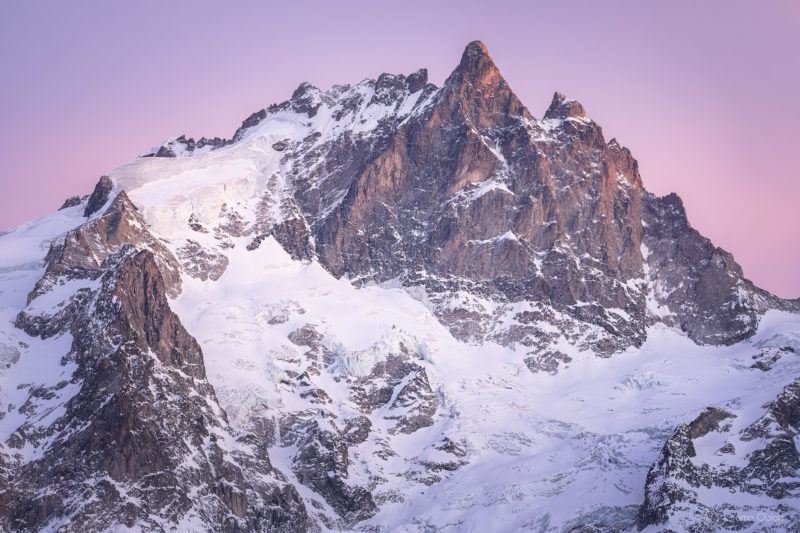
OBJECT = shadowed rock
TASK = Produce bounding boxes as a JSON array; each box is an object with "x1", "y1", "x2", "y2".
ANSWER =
[
  {"x1": 638, "y1": 384, "x2": 800, "y2": 531},
  {"x1": 58, "y1": 195, "x2": 83, "y2": 210},
  {"x1": 84, "y1": 175, "x2": 113, "y2": 217}
]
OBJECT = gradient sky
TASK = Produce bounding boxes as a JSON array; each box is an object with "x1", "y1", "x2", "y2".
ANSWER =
[{"x1": 1, "y1": 1, "x2": 798, "y2": 297}]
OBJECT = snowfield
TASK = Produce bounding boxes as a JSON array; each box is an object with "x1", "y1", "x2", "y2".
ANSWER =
[{"x1": 171, "y1": 231, "x2": 800, "y2": 532}]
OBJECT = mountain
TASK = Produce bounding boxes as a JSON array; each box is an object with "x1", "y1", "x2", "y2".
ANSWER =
[{"x1": 1, "y1": 41, "x2": 799, "y2": 532}]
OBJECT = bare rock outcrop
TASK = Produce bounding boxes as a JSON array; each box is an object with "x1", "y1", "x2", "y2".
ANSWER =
[
  {"x1": 2, "y1": 199, "x2": 312, "y2": 532},
  {"x1": 83, "y1": 175, "x2": 113, "y2": 217},
  {"x1": 637, "y1": 381, "x2": 800, "y2": 531}
]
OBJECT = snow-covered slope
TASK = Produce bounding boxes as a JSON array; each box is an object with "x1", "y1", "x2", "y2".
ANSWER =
[
  {"x1": 1, "y1": 41, "x2": 799, "y2": 532},
  {"x1": 173, "y1": 233, "x2": 800, "y2": 531}
]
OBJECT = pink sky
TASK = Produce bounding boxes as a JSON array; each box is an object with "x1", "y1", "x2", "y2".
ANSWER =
[{"x1": 1, "y1": 1, "x2": 798, "y2": 298}]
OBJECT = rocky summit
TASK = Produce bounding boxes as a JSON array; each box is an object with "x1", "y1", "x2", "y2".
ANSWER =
[{"x1": 1, "y1": 41, "x2": 799, "y2": 532}]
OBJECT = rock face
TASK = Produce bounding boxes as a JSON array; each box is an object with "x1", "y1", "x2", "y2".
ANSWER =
[
  {"x1": 543, "y1": 91, "x2": 587, "y2": 120},
  {"x1": 141, "y1": 134, "x2": 232, "y2": 158},
  {"x1": 33, "y1": 189, "x2": 183, "y2": 299},
  {"x1": 58, "y1": 195, "x2": 84, "y2": 210},
  {"x1": 83, "y1": 175, "x2": 113, "y2": 217},
  {"x1": 641, "y1": 191, "x2": 793, "y2": 346},
  {"x1": 1, "y1": 199, "x2": 311, "y2": 532},
  {"x1": 638, "y1": 382, "x2": 800, "y2": 531},
  {"x1": 308, "y1": 42, "x2": 649, "y2": 358},
  {"x1": 156, "y1": 40, "x2": 797, "y2": 366}
]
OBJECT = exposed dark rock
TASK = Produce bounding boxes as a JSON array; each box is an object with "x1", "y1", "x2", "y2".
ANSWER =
[
  {"x1": 641, "y1": 191, "x2": 795, "y2": 346},
  {"x1": 525, "y1": 350, "x2": 572, "y2": 375},
  {"x1": 751, "y1": 343, "x2": 796, "y2": 371},
  {"x1": 4, "y1": 242, "x2": 312, "y2": 532},
  {"x1": 688, "y1": 407, "x2": 736, "y2": 439},
  {"x1": 279, "y1": 411, "x2": 377, "y2": 526},
  {"x1": 143, "y1": 134, "x2": 232, "y2": 159},
  {"x1": 58, "y1": 195, "x2": 84, "y2": 210},
  {"x1": 406, "y1": 68, "x2": 428, "y2": 93},
  {"x1": 271, "y1": 218, "x2": 314, "y2": 261},
  {"x1": 83, "y1": 176, "x2": 113, "y2": 217},
  {"x1": 561, "y1": 505, "x2": 640, "y2": 533},
  {"x1": 177, "y1": 240, "x2": 229, "y2": 281},
  {"x1": 347, "y1": 353, "x2": 438, "y2": 435},
  {"x1": 215, "y1": 205, "x2": 247, "y2": 240},
  {"x1": 299, "y1": 41, "x2": 648, "y2": 359},
  {"x1": 291, "y1": 82, "x2": 323, "y2": 118},
  {"x1": 288, "y1": 324, "x2": 334, "y2": 368},
  {"x1": 208, "y1": 40, "x2": 796, "y2": 371},
  {"x1": 435, "y1": 437, "x2": 468, "y2": 458},
  {"x1": 718, "y1": 442, "x2": 736, "y2": 455},
  {"x1": 188, "y1": 213, "x2": 208, "y2": 233},
  {"x1": 638, "y1": 381, "x2": 800, "y2": 531},
  {"x1": 129, "y1": 41, "x2": 797, "y2": 370},
  {"x1": 247, "y1": 233, "x2": 268, "y2": 251},
  {"x1": 544, "y1": 91, "x2": 587, "y2": 119},
  {"x1": 196, "y1": 136, "x2": 228, "y2": 150},
  {"x1": 636, "y1": 423, "x2": 700, "y2": 530},
  {"x1": 385, "y1": 367, "x2": 437, "y2": 434},
  {"x1": 233, "y1": 109, "x2": 268, "y2": 141},
  {"x1": 31, "y1": 191, "x2": 182, "y2": 301},
  {"x1": 343, "y1": 416, "x2": 372, "y2": 446},
  {"x1": 288, "y1": 324, "x2": 324, "y2": 348}
]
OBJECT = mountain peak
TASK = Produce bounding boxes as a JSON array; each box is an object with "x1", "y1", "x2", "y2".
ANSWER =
[
  {"x1": 406, "y1": 68, "x2": 428, "y2": 93},
  {"x1": 544, "y1": 91, "x2": 587, "y2": 119},
  {"x1": 84, "y1": 175, "x2": 113, "y2": 217},
  {"x1": 462, "y1": 40, "x2": 490, "y2": 61},
  {"x1": 451, "y1": 40, "x2": 496, "y2": 81},
  {"x1": 442, "y1": 40, "x2": 528, "y2": 127}
]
